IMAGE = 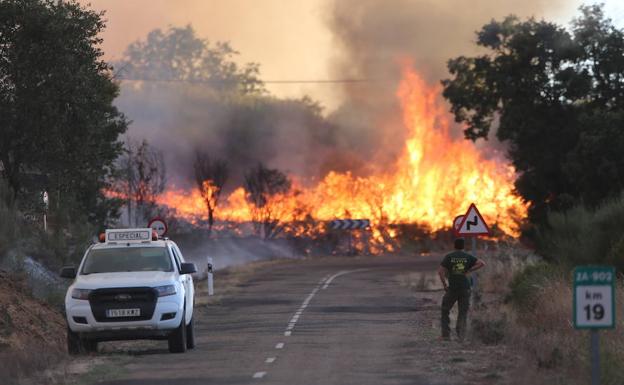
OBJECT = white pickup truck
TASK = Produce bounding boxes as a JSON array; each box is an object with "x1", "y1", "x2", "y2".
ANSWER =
[{"x1": 60, "y1": 228, "x2": 197, "y2": 354}]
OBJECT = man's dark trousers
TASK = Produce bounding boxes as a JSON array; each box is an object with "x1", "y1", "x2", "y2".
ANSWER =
[{"x1": 441, "y1": 288, "x2": 471, "y2": 338}]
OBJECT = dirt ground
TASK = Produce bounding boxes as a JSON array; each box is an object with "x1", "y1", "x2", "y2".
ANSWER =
[
  {"x1": 395, "y1": 270, "x2": 525, "y2": 385},
  {"x1": 0, "y1": 270, "x2": 66, "y2": 383}
]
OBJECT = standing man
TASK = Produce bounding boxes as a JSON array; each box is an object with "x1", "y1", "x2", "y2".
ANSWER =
[{"x1": 438, "y1": 238, "x2": 486, "y2": 340}]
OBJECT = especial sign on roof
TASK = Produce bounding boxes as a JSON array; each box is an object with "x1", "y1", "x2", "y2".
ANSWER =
[{"x1": 105, "y1": 228, "x2": 153, "y2": 243}]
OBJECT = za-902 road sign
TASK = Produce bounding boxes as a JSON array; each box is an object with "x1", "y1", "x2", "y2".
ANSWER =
[{"x1": 573, "y1": 266, "x2": 616, "y2": 329}]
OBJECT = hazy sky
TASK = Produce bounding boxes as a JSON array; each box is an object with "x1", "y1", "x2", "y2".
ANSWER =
[{"x1": 82, "y1": 0, "x2": 623, "y2": 111}]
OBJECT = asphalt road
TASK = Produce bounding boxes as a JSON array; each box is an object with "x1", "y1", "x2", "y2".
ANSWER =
[{"x1": 98, "y1": 255, "x2": 443, "y2": 385}]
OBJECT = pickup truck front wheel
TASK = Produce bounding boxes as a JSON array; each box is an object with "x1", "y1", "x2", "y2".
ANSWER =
[
  {"x1": 67, "y1": 327, "x2": 98, "y2": 355},
  {"x1": 168, "y1": 312, "x2": 187, "y2": 353},
  {"x1": 186, "y1": 316, "x2": 195, "y2": 349}
]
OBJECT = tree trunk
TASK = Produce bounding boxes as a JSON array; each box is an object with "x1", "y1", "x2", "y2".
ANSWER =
[
  {"x1": 207, "y1": 207, "x2": 214, "y2": 237},
  {"x1": 0, "y1": 155, "x2": 21, "y2": 199}
]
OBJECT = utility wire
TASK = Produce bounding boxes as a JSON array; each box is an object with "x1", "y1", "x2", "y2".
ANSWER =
[{"x1": 117, "y1": 77, "x2": 379, "y2": 85}]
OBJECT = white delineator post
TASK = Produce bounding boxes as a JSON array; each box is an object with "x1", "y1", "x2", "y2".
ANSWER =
[
  {"x1": 207, "y1": 257, "x2": 214, "y2": 297},
  {"x1": 42, "y1": 191, "x2": 49, "y2": 232}
]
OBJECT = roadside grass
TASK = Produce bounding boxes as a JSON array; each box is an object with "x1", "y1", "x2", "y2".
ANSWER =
[
  {"x1": 0, "y1": 347, "x2": 65, "y2": 385},
  {"x1": 475, "y1": 246, "x2": 624, "y2": 385},
  {"x1": 505, "y1": 277, "x2": 624, "y2": 385},
  {"x1": 399, "y1": 241, "x2": 623, "y2": 384}
]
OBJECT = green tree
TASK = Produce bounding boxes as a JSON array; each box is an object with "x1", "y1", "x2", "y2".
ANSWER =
[
  {"x1": 116, "y1": 25, "x2": 265, "y2": 94},
  {"x1": 442, "y1": 5, "x2": 624, "y2": 223},
  {"x1": 0, "y1": 0, "x2": 127, "y2": 226}
]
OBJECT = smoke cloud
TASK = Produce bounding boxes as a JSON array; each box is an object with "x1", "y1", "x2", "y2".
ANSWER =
[
  {"x1": 326, "y1": 0, "x2": 570, "y2": 159},
  {"x1": 116, "y1": 84, "x2": 352, "y2": 190},
  {"x1": 115, "y1": 0, "x2": 573, "y2": 191}
]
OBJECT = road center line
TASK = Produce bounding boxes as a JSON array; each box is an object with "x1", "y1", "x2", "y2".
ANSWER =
[
  {"x1": 253, "y1": 371, "x2": 267, "y2": 379},
  {"x1": 322, "y1": 269, "x2": 369, "y2": 290}
]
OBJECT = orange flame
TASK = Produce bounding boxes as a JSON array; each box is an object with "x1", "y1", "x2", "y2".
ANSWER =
[{"x1": 156, "y1": 65, "x2": 527, "y2": 239}]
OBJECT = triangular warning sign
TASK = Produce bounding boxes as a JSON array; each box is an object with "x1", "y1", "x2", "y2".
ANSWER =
[{"x1": 456, "y1": 203, "x2": 490, "y2": 236}]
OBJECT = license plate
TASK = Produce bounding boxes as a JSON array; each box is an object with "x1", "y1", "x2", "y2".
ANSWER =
[{"x1": 106, "y1": 308, "x2": 141, "y2": 318}]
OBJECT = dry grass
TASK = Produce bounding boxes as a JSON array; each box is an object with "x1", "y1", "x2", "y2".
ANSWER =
[
  {"x1": 0, "y1": 348, "x2": 65, "y2": 385},
  {"x1": 476, "y1": 244, "x2": 540, "y2": 295},
  {"x1": 0, "y1": 271, "x2": 68, "y2": 385},
  {"x1": 507, "y1": 280, "x2": 624, "y2": 385},
  {"x1": 474, "y1": 245, "x2": 624, "y2": 385}
]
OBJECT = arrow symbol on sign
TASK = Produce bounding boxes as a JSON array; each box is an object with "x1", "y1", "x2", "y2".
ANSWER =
[{"x1": 466, "y1": 216, "x2": 478, "y2": 230}]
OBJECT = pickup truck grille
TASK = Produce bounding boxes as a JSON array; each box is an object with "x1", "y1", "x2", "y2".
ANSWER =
[{"x1": 89, "y1": 287, "x2": 157, "y2": 322}]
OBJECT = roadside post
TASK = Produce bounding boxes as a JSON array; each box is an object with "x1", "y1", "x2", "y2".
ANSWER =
[
  {"x1": 573, "y1": 266, "x2": 616, "y2": 385},
  {"x1": 454, "y1": 203, "x2": 490, "y2": 303},
  {"x1": 206, "y1": 257, "x2": 214, "y2": 297},
  {"x1": 42, "y1": 191, "x2": 49, "y2": 232}
]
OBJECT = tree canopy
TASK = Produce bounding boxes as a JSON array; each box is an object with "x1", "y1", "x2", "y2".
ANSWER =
[
  {"x1": 116, "y1": 25, "x2": 265, "y2": 94},
  {"x1": 0, "y1": 0, "x2": 127, "y2": 226},
  {"x1": 442, "y1": 5, "x2": 624, "y2": 222}
]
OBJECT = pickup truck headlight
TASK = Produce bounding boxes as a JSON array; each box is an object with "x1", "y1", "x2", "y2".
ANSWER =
[
  {"x1": 154, "y1": 285, "x2": 177, "y2": 297},
  {"x1": 71, "y1": 288, "x2": 92, "y2": 300}
]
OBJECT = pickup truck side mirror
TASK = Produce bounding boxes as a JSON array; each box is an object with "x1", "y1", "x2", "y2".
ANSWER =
[
  {"x1": 60, "y1": 266, "x2": 77, "y2": 279},
  {"x1": 179, "y1": 263, "x2": 197, "y2": 275}
]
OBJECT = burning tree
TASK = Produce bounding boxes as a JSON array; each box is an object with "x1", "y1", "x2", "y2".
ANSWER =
[
  {"x1": 117, "y1": 139, "x2": 166, "y2": 226},
  {"x1": 193, "y1": 151, "x2": 229, "y2": 235},
  {"x1": 244, "y1": 163, "x2": 292, "y2": 239}
]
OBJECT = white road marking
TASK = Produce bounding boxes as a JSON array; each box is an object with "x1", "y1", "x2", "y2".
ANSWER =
[
  {"x1": 253, "y1": 371, "x2": 267, "y2": 379},
  {"x1": 252, "y1": 271, "x2": 365, "y2": 380},
  {"x1": 322, "y1": 269, "x2": 369, "y2": 290}
]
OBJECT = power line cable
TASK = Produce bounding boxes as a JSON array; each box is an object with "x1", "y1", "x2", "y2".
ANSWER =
[{"x1": 117, "y1": 77, "x2": 380, "y2": 85}]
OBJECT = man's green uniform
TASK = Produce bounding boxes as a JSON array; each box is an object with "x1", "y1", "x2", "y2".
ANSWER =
[{"x1": 440, "y1": 250, "x2": 477, "y2": 339}]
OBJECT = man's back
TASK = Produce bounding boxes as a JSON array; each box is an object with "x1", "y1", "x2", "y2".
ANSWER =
[{"x1": 440, "y1": 250, "x2": 477, "y2": 290}]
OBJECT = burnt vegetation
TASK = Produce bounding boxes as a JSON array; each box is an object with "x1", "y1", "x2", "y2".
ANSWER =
[
  {"x1": 244, "y1": 163, "x2": 292, "y2": 239},
  {"x1": 193, "y1": 151, "x2": 229, "y2": 236},
  {"x1": 116, "y1": 139, "x2": 167, "y2": 227}
]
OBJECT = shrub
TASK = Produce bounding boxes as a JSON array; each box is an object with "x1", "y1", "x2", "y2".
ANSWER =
[
  {"x1": 0, "y1": 181, "x2": 23, "y2": 260},
  {"x1": 471, "y1": 313, "x2": 507, "y2": 345},
  {"x1": 508, "y1": 262, "x2": 564, "y2": 311},
  {"x1": 538, "y1": 195, "x2": 624, "y2": 271}
]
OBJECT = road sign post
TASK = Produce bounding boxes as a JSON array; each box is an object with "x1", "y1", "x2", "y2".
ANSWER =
[
  {"x1": 148, "y1": 217, "x2": 168, "y2": 238},
  {"x1": 573, "y1": 266, "x2": 616, "y2": 385},
  {"x1": 329, "y1": 219, "x2": 371, "y2": 255},
  {"x1": 454, "y1": 204, "x2": 490, "y2": 304}
]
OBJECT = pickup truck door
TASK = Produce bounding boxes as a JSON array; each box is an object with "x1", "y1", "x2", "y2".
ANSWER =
[{"x1": 172, "y1": 244, "x2": 193, "y2": 320}]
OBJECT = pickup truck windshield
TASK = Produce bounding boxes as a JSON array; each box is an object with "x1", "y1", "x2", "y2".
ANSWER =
[{"x1": 81, "y1": 247, "x2": 173, "y2": 274}]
